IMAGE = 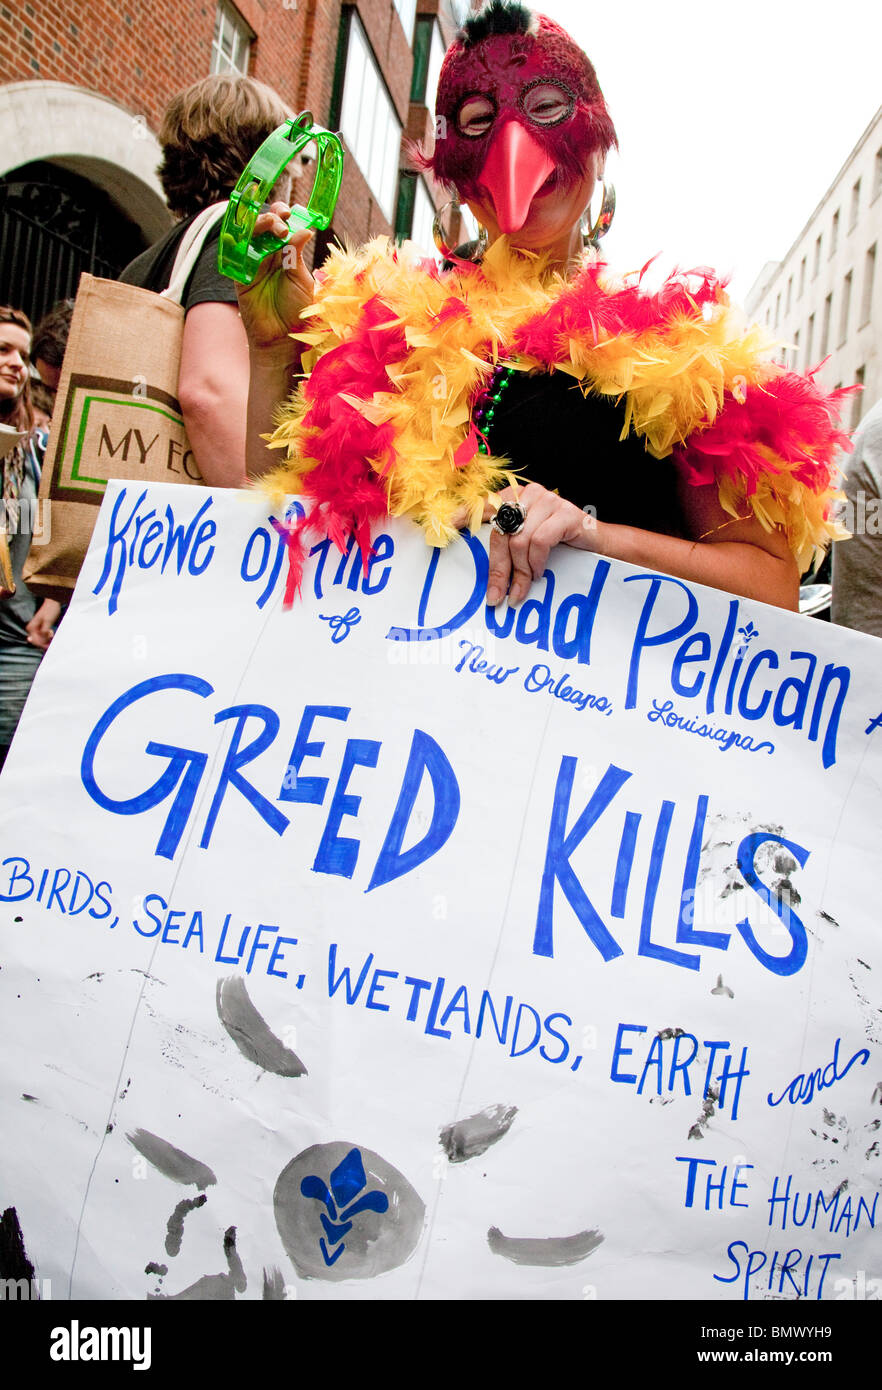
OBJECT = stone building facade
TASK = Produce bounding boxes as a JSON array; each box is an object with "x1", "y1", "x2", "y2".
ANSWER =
[{"x1": 746, "y1": 105, "x2": 882, "y2": 428}]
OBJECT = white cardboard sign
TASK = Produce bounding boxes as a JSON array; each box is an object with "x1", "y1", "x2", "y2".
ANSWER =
[{"x1": 1, "y1": 481, "x2": 880, "y2": 1301}]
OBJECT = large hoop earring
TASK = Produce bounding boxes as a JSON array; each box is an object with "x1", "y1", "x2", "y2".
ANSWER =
[
  {"x1": 581, "y1": 181, "x2": 616, "y2": 249},
  {"x1": 432, "y1": 199, "x2": 489, "y2": 263}
]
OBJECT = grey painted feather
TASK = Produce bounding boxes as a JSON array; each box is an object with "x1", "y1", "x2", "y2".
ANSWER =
[{"x1": 216, "y1": 976, "x2": 308, "y2": 1077}]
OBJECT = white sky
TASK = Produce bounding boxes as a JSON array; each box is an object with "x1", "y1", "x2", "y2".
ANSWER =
[{"x1": 536, "y1": 0, "x2": 882, "y2": 301}]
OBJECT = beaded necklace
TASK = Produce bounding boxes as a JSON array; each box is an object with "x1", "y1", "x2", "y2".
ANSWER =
[{"x1": 473, "y1": 361, "x2": 517, "y2": 455}]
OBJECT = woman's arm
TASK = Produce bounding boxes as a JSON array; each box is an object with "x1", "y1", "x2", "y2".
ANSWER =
[
  {"x1": 178, "y1": 302, "x2": 250, "y2": 488},
  {"x1": 236, "y1": 212, "x2": 316, "y2": 478},
  {"x1": 485, "y1": 479, "x2": 800, "y2": 611},
  {"x1": 245, "y1": 346, "x2": 302, "y2": 478}
]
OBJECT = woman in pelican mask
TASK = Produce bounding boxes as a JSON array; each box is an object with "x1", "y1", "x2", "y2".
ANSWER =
[{"x1": 240, "y1": 1, "x2": 848, "y2": 608}]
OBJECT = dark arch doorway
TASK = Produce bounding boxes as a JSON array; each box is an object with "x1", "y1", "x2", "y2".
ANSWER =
[{"x1": 0, "y1": 160, "x2": 148, "y2": 327}]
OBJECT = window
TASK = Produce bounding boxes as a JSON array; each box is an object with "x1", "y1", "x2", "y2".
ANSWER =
[
  {"x1": 875, "y1": 147, "x2": 882, "y2": 201},
  {"x1": 853, "y1": 366, "x2": 865, "y2": 427},
  {"x1": 793, "y1": 329, "x2": 799, "y2": 371},
  {"x1": 798, "y1": 256, "x2": 806, "y2": 299},
  {"x1": 806, "y1": 312, "x2": 814, "y2": 365},
  {"x1": 424, "y1": 20, "x2": 446, "y2": 119},
  {"x1": 785, "y1": 276, "x2": 792, "y2": 315},
  {"x1": 820, "y1": 293, "x2": 832, "y2": 357},
  {"x1": 774, "y1": 293, "x2": 781, "y2": 329},
  {"x1": 830, "y1": 209, "x2": 839, "y2": 257},
  {"x1": 395, "y1": 171, "x2": 416, "y2": 242},
  {"x1": 860, "y1": 243, "x2": 876, "y2": 325},
  {"x1": 839, "y1": 270, "x2": 852, "y2": 344},
  {"x1": 211, "y1": 0, "x2": 252, "y2": 76},
  {"x1": 339, "y1": 13, "x2": 403, "y2": 223},
  {"x1": 393, "y1": 0, "x2": 417, "y2": 43},
  {"x1": 850, "y1": 178, "x2": 861, "y2": 229},
  {"x1": 411, "y1": 15, "x2": 446, "y2": 116},
  {"x1": 410, "y1": 178, "x2": 437, "y2": 255},
  {"x1": 813, "y1": 234, "x2": 822, "y2": 277}
]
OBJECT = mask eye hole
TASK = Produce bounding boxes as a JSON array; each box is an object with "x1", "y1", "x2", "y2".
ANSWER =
[
  {"x1": 520, "y1": 80, "x2": 575, "y2": 127},
  {"x1": 455, "y1": 93, "x2": 496, "y2": 138}
]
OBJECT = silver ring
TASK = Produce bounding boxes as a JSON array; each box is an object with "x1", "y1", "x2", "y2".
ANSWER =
[{"x1": 492, "y1": 501, "x2": 526, "y2": 536}]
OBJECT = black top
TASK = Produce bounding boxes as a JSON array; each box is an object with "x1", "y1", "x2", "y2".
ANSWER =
[
  {"x1": 487, "y1": 370, "x2": 687, "y2": 537},
  {"x1": 118, "y1": 214, "x2": 236, "y2": 311}
]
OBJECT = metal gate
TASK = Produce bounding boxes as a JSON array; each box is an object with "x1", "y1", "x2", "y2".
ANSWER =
[{"x1": 0, "y1": 160, "x2": 146, "y2": 326}]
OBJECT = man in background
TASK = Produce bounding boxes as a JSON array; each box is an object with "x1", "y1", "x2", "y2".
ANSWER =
[{"x1": 832, "y1": 397, "x2": 882, "y2": 639}]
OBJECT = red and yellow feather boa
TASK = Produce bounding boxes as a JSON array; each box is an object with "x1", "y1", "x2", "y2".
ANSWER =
[{"x1": 263, "y1": 236, "x2": 852, "y2": 599}]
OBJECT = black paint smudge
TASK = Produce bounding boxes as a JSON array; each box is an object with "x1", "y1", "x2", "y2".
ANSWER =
[
  {"x1": 773, "y1": 876, "x2": 801, "y2": 906},
  {"x1": 149, "y1": 1226, "x2": 246, "y2": 1301},
  {"x1": 126, "y1": 1129, "x2": 217, "y2": 1188},
  {"x1": 688, "y1": 1087, "x2": 719, "y2": 1140},
  {"x1": 21, "y1": 1094, "x2": 37, "y2": 1103},
  {"x1": 487, "y1": 1225, "x2": 604, "y2": 1267},
  {"x1": 165, "y1": 1193, "x2": 208, "y2": 1257},
  {"x1": 263, "y1": 1267, "x2": 286, "y2": 1300},
  {"x1": 817, "y1": 910, "x2": 839, "y2": 927},
  {"x1": 773, "y1": 850, "x2": 797, "y2": 875},
  {"x1": 0, "y1": 1207, "x2": 37, "y2": 1284},
  {"x1": 440, "y1": 1104, "x2": 518, "y2": 1163},
  {"x1": 145, "y1": 1261, "x2": 168, "y2": 1276},
  {"x1": 216, "y1": 976, "x2": 308, "y2": 1077}
]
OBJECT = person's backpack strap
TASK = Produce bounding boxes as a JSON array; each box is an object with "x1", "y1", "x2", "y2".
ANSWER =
[{"x1": 161, "y1": 202, "x2": 229, "y2": 306}]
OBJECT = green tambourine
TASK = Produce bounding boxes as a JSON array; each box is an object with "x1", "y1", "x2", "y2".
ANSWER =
[{"x1": 218, "y1": 111, "x2": 344, "y2": 285}]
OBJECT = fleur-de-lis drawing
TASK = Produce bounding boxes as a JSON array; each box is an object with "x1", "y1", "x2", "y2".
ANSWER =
[
  {"x1": 735, "y1": 620, "x2": 759, "y2": 660},
  {"x1": 300, "y1": 1147, "x2": 389, "y2": 1266}
]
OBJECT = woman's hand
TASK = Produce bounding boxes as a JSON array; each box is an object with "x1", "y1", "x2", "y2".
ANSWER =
[
  {"x1": 26, "y1": 598, "x2": 61, "y2": 649},
  {"x1": 485, "y1": 482, "x2": 598, "y2": 606},
  {"x1": 235, "y1": 204, "x2": 316, "y2": 358}
]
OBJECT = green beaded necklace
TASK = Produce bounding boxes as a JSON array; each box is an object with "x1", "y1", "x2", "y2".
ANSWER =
[{"x1": 473, "y1": 362, "x2": 517, "y2": 454}]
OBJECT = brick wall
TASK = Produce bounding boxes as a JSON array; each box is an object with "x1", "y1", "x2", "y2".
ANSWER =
[
  {"x1": 0, "y1": 0, "x2": 308, "y2": 132},
  {"x1": 0, "y1": 0, "x2": 456, "y2": 246},
  {"x1": 298, "y1": 0, "x2": 343, "y2": 128}
]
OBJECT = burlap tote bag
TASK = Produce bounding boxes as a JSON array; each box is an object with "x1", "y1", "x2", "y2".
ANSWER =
[{"x1": 24, "y1": 203, "x2": 227, "y2": 600}]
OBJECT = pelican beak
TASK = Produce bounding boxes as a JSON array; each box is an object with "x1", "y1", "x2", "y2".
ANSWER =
[{"x1": 477, "y1": 120, "x2": 556, "y2": 234}]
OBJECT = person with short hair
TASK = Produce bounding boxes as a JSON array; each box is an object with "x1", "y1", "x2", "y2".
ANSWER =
[
  {"x1": 31, "y1": 298, "x2": 74, "y2": 396},
  {"x1": 120, "y1": 74, "x2": 291, "y2": 488},
  {"x1": 0, "y1": 306, "x2": 62, "y2": 770}
]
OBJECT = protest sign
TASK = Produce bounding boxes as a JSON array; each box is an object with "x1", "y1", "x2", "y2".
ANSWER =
[{"x1": 0, "y1": 481, "x2": 880, "y2": 1301}]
